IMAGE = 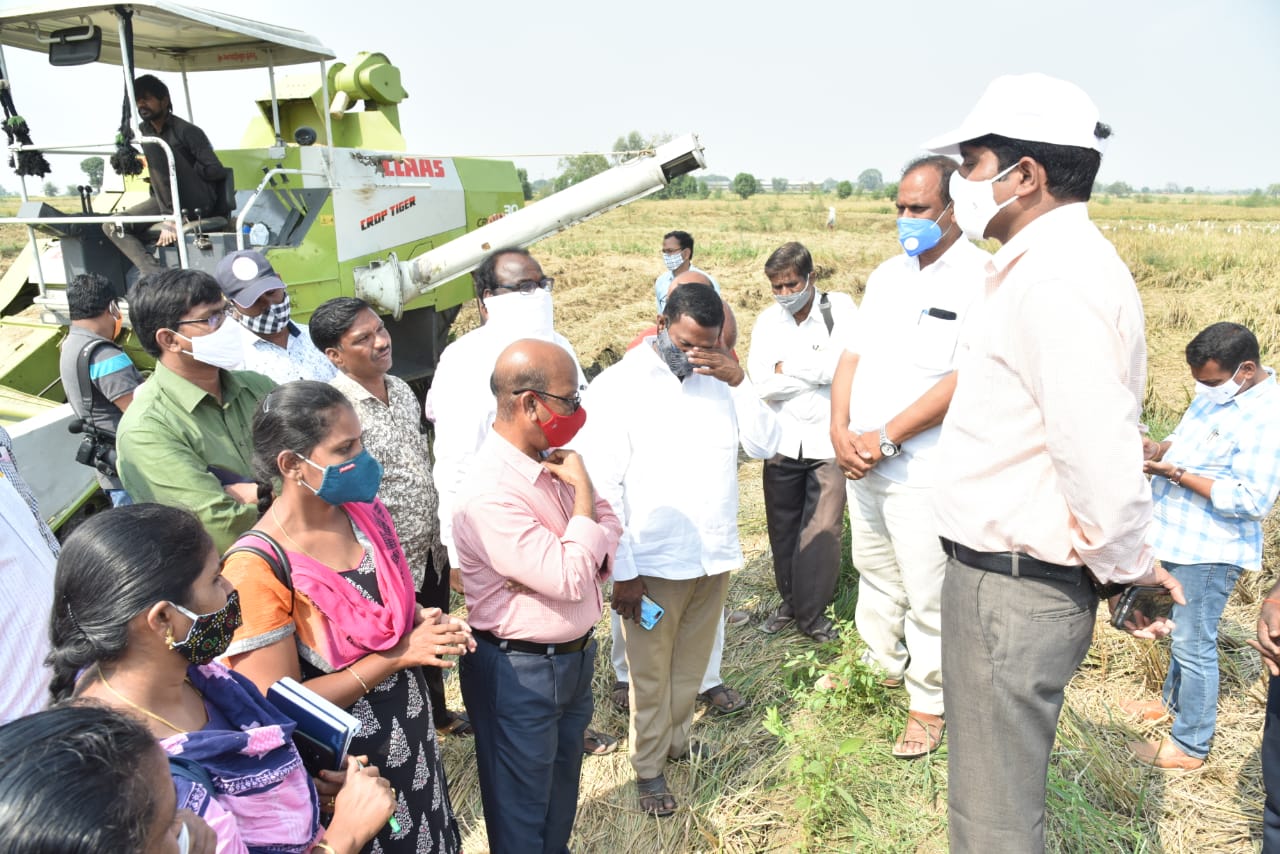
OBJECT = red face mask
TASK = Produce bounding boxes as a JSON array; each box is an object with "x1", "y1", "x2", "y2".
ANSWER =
[{"x1": 538, "y1": 403, "x2": 587, "y2": 447}]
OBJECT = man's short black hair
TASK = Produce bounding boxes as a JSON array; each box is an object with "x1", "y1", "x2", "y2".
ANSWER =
[
  {"x1": 473, "y1": 247, "x2": 534, "y2": 300},
  {"x1": 127, "y1": 268, "x2": 222, "y2": 357},
  {"x1": 902, "y1": 155, "x2": 959, "y2": 207},
  {"x1": 664, "y1": 230, "x2": 694, "y2": 255},
  {"x1": 309, "y1": 296, "x2": 372, "y2": 352},
  {"x1": 964, "y1": 124, "x2": 1111, "y2": 202},
  {"x1": 133, "y1": 74, "x2": 170, "y2": 105},
  {"x1": 764, "y1": 242, "x2": 813, "y2": 280},
  {"x1": 67, "y1": 272, "x2": 116, "y2": 321},
  {"x1": 1186, "y1": 322, "x2": 1260, "y2": 373},
  {"x1": 663, "y1": 281, "x2": 723, "y2": 330}
]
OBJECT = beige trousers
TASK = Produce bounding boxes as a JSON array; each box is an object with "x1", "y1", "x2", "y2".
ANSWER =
[{"x1": 622, "y1": 572, "x2": 730, "y2": 778}]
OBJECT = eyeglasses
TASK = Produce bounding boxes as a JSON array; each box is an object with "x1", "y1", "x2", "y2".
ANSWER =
[
  {"x1": 492, "y1": 277, "x2": 554, "y2": 294},
  {"x1": 176, "y1": 303, "x2": 231, "y2": 330},
  {"x1": 513, "y1": 387, "x2": 581, "y2": 413}
]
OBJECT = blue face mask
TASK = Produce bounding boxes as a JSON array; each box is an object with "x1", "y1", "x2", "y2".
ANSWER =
[
  {"x1": 896, "y1": 202, "x2": 953, "y2": 257},
  {"x1": 297, "y1": 448, "x2": 384, "y2": 505}
]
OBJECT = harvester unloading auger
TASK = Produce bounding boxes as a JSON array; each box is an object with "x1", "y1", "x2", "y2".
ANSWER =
[{"x1": 355, "y1": 134, "x2": 705, "y2": 319}]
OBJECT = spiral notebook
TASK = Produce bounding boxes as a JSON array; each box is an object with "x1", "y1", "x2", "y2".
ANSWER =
[{"x1": 267, "y1": 676, "x2": 361, "y2": 776}]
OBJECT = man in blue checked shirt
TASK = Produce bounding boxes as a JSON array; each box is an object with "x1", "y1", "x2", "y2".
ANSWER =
[{"x1": 1124, "y1": 322, "x2": 1280, "y2": 770}]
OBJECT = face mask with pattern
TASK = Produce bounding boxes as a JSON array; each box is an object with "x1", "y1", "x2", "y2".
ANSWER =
[
  {"x1": 238, "y1": 292, "x2": 291, "y2": 336},
  {"x1": 168, "y1": 591, "x2": 242, "y2": 664}
]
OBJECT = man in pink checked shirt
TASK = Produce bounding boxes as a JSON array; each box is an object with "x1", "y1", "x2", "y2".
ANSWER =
[{"x1": 452, "y1": 338, "x2": 621, "y2": 854}]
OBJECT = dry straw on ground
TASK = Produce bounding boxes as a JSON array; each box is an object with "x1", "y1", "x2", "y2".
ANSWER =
[{"x1": 3, "y1": 192, "x2": 1278, "y2": 852}]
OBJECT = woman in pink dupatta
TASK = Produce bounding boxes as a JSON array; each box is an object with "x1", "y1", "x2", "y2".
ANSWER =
[{"x1": 223, "y1": 382, "x2": 473, "y2": 854}]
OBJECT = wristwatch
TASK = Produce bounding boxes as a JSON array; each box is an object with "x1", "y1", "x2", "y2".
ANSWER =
[{"x1": 879, "y1": 425, "x2": 901, "y2": 458}]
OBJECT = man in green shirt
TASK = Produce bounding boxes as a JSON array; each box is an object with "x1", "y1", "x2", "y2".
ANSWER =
[{"x1": 117, "y1": 269, "x2": 275, "y2": 551}]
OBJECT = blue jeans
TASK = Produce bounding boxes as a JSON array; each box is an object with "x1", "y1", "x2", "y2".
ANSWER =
[
  {"x1": 459, "y1": 635, "x2": 595, "y2": 854},
  {"x1": 1163, "y1": 560, "x2": 1242, "y2": 759},
  {"x1": 106, "y1": 489, "x2": 133, "y2": 507}
]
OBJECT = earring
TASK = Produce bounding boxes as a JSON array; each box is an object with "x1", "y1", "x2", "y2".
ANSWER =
[{"x1": 165, "y1": 627, "x2": 177, "y2": 649}]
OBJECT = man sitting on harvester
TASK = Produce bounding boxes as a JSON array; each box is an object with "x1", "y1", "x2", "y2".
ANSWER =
[{"x1": 103, "y1": 74, "x2": 228, "y2": 278}]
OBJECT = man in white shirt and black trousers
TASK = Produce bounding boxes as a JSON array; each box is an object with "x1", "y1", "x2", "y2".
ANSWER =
[{"x1": 748, "y1": 242, "x2": 857, "y2": 644}]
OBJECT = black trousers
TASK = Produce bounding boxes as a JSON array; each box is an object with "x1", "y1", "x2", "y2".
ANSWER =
[
  {"x1": 761, "y1": 454, "x2": 847, "y2": 634},
  {"x1": 1265, "y1": 674, "x2": 1280, "y2": 853},
  {"x1": 416, "y1": 554, "x2": 457, "y2": 726}
]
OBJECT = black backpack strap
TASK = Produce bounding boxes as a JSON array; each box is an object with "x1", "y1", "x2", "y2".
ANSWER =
[
  {"x1": 168, "y1": 754, "x2": 217, "y2": 795},
  {"x1": 819, "y1": 292, "x2": 834, "y2": 335},
  {"x1": 74, "y1": 338, "x2": 110, "y2": 435},
  {"x1": 224, "y1": 529, "x2": 295, "y2": 614}
]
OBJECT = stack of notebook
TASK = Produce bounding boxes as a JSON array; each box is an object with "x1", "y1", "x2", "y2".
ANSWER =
[{"x1": 267, "y1": 676, "x2": 361, "y2": 776}]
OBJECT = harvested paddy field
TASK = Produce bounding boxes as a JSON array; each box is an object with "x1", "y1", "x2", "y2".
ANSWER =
[{"x1": 4, "y1": 192, "x2": 1278, "y2": 852}]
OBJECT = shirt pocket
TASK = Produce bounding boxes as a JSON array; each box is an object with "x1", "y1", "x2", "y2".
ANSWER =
[{"x1": 912, "y1": 312, "x2": 962, "y2": 373}]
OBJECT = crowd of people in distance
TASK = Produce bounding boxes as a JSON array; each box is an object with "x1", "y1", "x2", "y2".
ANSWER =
[{"x1": 3, "y1": 70, "x2": 1280, "y2": 854}]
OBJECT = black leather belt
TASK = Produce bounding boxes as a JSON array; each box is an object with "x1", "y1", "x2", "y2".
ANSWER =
[
  {"x1": 473, "y1": 628, "x2": 593, "y2": 656},
  {"x1": 940, "y1": 537, "x2": 1085, "y2": 585}
]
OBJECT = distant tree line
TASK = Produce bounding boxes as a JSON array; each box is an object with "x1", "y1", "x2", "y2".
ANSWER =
[{"x1": 538, "y1": 137, "x2": 1277, "y2": 204}]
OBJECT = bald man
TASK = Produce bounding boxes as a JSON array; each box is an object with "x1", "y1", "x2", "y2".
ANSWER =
[{"x1": 453, "y1": 338, "x2": 622, "y2": 854}]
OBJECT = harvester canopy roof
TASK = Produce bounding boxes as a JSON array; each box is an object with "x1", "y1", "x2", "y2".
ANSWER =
[{"x1": 0, "y1": 0, "x2": 335, "y2": 72}]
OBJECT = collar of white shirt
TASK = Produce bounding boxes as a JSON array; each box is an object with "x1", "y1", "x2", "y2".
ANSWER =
[{"x1": 990, "y1": 201, "x2": 1091, "y2": 274}]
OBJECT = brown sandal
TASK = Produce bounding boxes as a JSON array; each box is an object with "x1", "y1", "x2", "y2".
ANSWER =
[{"x1": 893, "y1": 711, "x2": 945, "y2": 759}]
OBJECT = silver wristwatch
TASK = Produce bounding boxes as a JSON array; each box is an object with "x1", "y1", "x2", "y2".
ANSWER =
[{"x1": 879, "y1": 425, "x2": 901, "y2": 458}]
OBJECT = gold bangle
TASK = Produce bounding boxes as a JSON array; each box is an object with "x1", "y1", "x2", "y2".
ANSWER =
[
  {"x1": 346, "y1": 666, "x2": 370, "y2": 693},
  {"x1": 312, "y1": 842, "x2": 337, "y2": 854}
]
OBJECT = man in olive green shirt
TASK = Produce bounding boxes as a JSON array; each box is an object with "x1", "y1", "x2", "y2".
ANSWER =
[{"x1": 117, "y1": 269, "x2": 275, "y2": 551}]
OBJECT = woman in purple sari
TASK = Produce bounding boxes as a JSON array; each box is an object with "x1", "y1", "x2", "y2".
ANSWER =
[{"x1": 48, "y1": 503, "x2": 395, "y2": 854}]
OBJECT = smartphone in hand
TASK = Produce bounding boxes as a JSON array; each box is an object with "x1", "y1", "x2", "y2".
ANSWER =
[
  {"x1": 1110, "y1": 585, "x2": 1174, "y2": 631},
  {"x1": 639, "y1": 594, "x2": 665, "y2": 631}
]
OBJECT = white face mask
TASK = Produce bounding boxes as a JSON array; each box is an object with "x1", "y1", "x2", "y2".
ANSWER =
[
  {"x1": 662, "y1": 252, "x2": 685, "y2": 272},
  {"x1": 483, "y1": 286, "x2": 555, "y2": 340},
  {"x1": 949, "y1": 162, "x2": 1020, "y2": 241},
  {"x1": 774, "y1": 275, "x2": 813, "y2": 316},
  {"x1": 175, "y1": 319, "x2": 244, "y2": 369},
  {"x1": 1194, "y1": 364, "x2": 1244, "y2": 405}
]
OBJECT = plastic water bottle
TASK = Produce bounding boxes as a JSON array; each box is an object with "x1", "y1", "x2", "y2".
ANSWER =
[{"x1": 249, "y1": 222, "x2": 270, "y2": 247}]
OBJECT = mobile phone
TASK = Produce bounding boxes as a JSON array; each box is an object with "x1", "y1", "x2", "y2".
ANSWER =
[
  {"x1": 1110, "y1": 585, "x2": 1174, "y2": 631},
  {"x1": 639, "y1": 594, "x2": 665, "y2": 631}
]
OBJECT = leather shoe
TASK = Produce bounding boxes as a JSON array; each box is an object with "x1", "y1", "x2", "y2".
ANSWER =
[
  {"x1": 1118, "y1": 698, "x2": 1170, "y2": 722},
  {"x1": 1127, "y1": 738, "x2": 1204, "y2": 771}
]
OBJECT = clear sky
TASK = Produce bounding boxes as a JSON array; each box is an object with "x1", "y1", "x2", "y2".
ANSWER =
[{"x1": 2, "y1": 0, "x2": 1277, "y2": 193}]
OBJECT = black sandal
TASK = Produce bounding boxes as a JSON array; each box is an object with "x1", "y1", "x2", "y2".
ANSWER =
[
  {"x1": 583, "y1": 727, "x2": 618, "y2": 756},
  {"x1": 436, "y1": 711, "x2": 473, "y2": 738},
  {"x1": 697, "y1": 683, "x2": 748, "y2": 715},
  {"x1": 636, "y1": 774, "x2": 677, "y2": 817}
]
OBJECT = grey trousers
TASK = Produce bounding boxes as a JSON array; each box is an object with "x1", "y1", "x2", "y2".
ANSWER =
[
  {"x1": 941, "y1": 555, "x2": 1097, "y2": 854},
  {"x1": 762, "y1": 454, "x2": 847, "y2": 634}
]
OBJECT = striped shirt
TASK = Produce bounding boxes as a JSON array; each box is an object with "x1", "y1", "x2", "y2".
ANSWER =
[
  {"x1": 1148, "y1": 370, "x2": 1280, "y2": 571},
  {"x1": 0, "y1": 426, "x2": 58, "y2": 722}
]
